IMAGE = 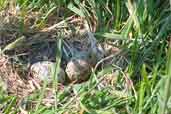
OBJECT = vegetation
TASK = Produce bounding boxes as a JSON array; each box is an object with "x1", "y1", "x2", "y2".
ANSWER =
[{"x1": 0, "y1": 0, "x2": 171, "y2": 114}]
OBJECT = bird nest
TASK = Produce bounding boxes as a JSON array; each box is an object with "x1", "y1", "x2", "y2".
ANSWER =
[{"x1": 0, "y1": 10, "x2": 127, "y2": 100}]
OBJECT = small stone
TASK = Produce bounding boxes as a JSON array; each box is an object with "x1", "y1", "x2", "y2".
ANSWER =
[
  {"x1": 30, "y1": 61, "x2": 65, "y2": 84},
  {"x1": 65, "y1": 58, "x2": 91, "y2": 83}
]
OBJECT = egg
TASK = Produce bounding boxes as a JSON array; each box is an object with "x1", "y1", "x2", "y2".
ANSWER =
[
  {"x1": 30, "y1": 61, "x2": 66, "y2": 84},
  {"x1": 65, "y1": 58, "x2": 91, "y2": 83}
]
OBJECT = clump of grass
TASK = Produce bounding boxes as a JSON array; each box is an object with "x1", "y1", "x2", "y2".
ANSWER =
[{"x1": 0, "y1": 0, "x2": 171, "y2": 114}]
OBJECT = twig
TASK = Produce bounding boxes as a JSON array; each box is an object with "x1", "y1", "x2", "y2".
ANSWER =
[
  {"x1": 94, "y1": 51, "x2": 121, "y2": 72},
  {"x1": 42, "y1": 15, "x2": 75, "y2": 32}
]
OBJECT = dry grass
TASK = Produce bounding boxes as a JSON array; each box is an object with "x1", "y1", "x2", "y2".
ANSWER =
[{"x1": 0, "y1": 0, "x2": 170, "y2": 113}]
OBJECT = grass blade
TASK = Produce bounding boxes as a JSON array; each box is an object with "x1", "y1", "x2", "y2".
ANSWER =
[{"x1": 161, "y1": 37, "x2": 171, "y2": 114}]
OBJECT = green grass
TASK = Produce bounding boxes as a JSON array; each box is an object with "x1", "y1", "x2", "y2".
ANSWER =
[{"x1": 0, "y1": 0, "x2": 171, "y2": 114}]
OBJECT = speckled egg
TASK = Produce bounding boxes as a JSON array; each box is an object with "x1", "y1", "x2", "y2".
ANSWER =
[
  {"x1": 65, "y1": 58, "x2": 91, "y2": 83},
  {"x1": 30, "y1": 61, "x2": 66, "y2": 84}
]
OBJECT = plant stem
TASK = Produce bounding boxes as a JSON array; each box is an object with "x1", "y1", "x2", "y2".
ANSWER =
[{"x1": 161, "y1": 36, "x2": 171, "y2": 114}]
